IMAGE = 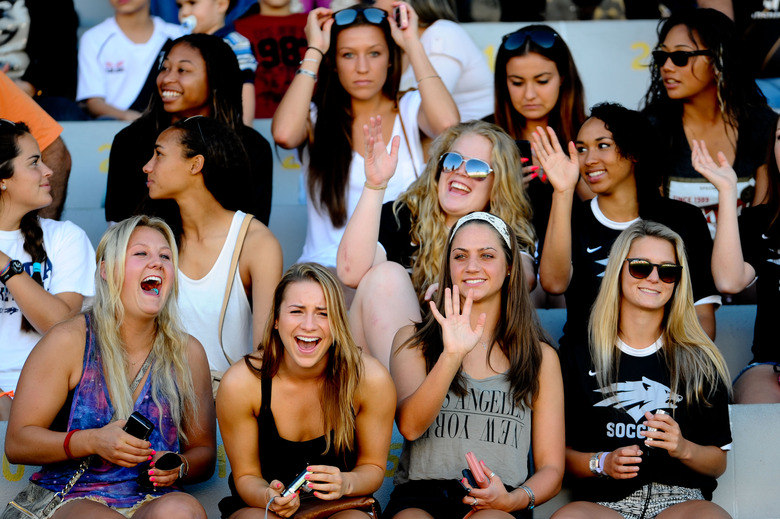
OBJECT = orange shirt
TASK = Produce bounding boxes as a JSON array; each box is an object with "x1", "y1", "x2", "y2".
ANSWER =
[{"x1": 0, "y1": 71, "x2": 62, "y2": 150}]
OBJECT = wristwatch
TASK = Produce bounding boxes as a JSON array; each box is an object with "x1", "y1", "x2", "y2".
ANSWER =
[
  {"x1": 589, "y1": 452, "x2": 604, "y2": 475},
  {"x1": 0, "y1": 260, "x2": 23, "y2": 285}
]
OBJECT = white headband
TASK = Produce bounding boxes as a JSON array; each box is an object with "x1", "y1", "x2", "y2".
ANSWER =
[{"x1": 450, "y1": 212, "x2": 512, "y2": 247}]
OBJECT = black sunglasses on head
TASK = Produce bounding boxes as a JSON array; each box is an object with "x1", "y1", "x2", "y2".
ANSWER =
[
  {"x1": 652, "y1": 49, "x2": 713, "y2": 68},
  {"x1": 501, "y1": 29, "x2": 557, "y2": 51},
  {"x1": 625, "y1": 258, "x2": 682, "y2": 284},
  {"x1": 333, "y1": 7, "x2": 387, "y2": 27}
]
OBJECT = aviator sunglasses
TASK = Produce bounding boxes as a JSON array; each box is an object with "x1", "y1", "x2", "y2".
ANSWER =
[
  {"x1": 439, "y1": 152, "x2": 494, "y2": 180},
  {"x1": 333, "y1": 7, "x2": 387, "y2": 26},
  {"x1": 501, "y1": 29, "x2": 558, "y2": 51},
  {"x1": 625, "y1": 258, "x2": 682, "y2": 284},
  {"x1": 652, "y1": 49, "x2": 713, "y2": 68}
]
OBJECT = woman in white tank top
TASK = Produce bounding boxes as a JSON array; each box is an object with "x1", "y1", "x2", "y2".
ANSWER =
[{"x1": 143, "y1": 115, "x2": 283, "y2": 373}]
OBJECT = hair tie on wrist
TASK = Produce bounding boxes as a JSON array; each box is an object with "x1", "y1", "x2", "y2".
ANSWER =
[
  {"x1": 364, "y1": 181, "x2": 387, "y2": 191},
  {"x1": 307, "y1": 46, "x2": 325, "y2": 57},
  {"x1": 415, "y1": 74, "x2": 440, "y2": 84},
  {"x1": 32, "y1": 262, "x2": 41, "y2": 274},
  {"x1": 63, "y1": 429, "x2": 80, "y2": 460}
]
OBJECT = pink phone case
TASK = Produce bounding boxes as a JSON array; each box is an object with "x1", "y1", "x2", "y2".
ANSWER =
[{"x1": 465, "y1": 451, "x2": 487, "y2": 486}]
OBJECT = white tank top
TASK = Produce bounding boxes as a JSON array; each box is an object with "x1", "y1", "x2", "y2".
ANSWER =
[{"x1": 177, "y1": 211, "x2": 253, "y2": 372}]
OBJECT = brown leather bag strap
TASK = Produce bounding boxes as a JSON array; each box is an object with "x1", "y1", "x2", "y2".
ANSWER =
[{"x1": 218, "y1": 213, "x2": 253, "y2": 366}]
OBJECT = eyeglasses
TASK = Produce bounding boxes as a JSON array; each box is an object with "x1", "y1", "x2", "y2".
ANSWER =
[
  {"x1": 625, "y1": 258, "x2": 682, "y2": 284},
  {"x1": 333, "y1": 7, "x2": 387, "y2": 27},
  {"x1": 652, "y1": 50, "x2": 712, "y2": 67},
  {"x1": 439, "y1": 152, "x2": 494, "y2": 180},
  {"x1": 501, "y1": 29, "x2": 557, "y2": 51}
]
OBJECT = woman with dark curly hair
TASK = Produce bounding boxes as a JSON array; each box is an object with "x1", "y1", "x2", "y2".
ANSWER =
[{"x1": 642, "y1": 8, "x2": 777, "y2": 233}]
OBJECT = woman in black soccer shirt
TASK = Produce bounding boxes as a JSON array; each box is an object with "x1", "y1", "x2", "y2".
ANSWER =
[
  {"x1": 554, "y1": 221, "x2": 731, "y2": 519},
  {"x1": 534, "y1": 103, "x2": 719, "y2": 350}
]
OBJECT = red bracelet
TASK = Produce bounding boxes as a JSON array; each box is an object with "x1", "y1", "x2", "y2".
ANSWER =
[{"x1": 63, "y1": 429, "x2": 80, "y2": 460}]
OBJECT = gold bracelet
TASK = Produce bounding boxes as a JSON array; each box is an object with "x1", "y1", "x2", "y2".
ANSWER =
[
  {"x1": 416, "y1": 74, "x2": 441, "y2": 84},
  {"x1": 364, "y1": 181, "x2": 387, "y2": 190}
]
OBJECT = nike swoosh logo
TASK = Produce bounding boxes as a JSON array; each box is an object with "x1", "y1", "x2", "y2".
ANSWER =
[
  {"x1": 587, "y1": 246, "x2": 602, "y2": 253},
  {"x1": 589, "y1": 370, "x2": 597, "y2": 376},
  {"x1": 762, "y1": 234, "x2": 770, "y2": 240}
]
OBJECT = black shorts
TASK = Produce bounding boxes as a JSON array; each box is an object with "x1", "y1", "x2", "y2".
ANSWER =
[{"x1": 384, "y1": 480, "x2": 531, "y2": 519}]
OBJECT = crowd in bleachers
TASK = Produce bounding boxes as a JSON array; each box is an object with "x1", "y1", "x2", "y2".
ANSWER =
[{"x1": 0, "y1": 0, "x2": 779, "y2": 518}]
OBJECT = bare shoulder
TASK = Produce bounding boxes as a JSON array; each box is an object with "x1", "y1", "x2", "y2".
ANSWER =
[
  {"x1": 245, "y1": 219, "x2": 280, "y2": 250},
  {"x1": 392, "y1": 324, "x2": 417, "y2": 351},
  {"x1": 219, "y1": 353, "x2": 262, "y2": 395},
  {"x1": 359, "y1": 354, "x2": 394, "y2": 391},
  {"x1": 184, "y1": 335, "x2": 210, "y2": 369},
  {"x1": 36, "y1": 314, "x2": 87, "y2": 356},
  {"x1": 539, "y1": 342, "x2": 562, "y2": 372}
]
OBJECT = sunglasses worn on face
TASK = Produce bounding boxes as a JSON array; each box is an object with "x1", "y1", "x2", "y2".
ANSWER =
[
  {"x1": 626, "y1": 258, "x2": 682, "y2": 284},
  {"x1": 439, "y1": 152, "x2": 494, "y2": 180},
  {"x1": 502, "y1": 29, "x2": 557, "y2": 51},
  {"x1": 333, "y1": 7, "x2": 387, "y2": 26},
  {"x1": 652, "y1": 50, "x2": 712, "y2": 67}
]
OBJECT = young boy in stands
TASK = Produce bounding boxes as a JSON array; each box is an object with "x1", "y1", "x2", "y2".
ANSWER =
[
  {"x1": 177, "y1": 0, "x2": 258, "y2": 125},
  {"x1": 77, "y1": 0, "x2": 184, "y2": 121},
  {"x1": 235, "y1": 0, "x2": 307, "y2": 118}
]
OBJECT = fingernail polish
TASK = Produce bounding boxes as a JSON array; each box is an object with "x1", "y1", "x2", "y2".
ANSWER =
[
  {"x1": 150, "y1": 476, "x2": 156, "y2": 482},
  {"x1": 148, "y1": 470, "x2": 154, "y2": 475},
  {"x1": 521, "y1": 157, "x2": 529, "y2": 162},
  {"x1": 151, "y1": 450, "x2": 156, "y2": 455},
  {"x1": 147, "y1": 456, "x2": 152, "y2": 461},
  {"x1": 304, "y1": 474, "x2": 310, "y2": 480},
  {"x1": 528, "y1": 166, "x2": 540, "y2": 172}
]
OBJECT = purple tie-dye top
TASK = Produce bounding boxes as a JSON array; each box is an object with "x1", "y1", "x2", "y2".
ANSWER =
[{"x1": 31, "y1": 314, "x2": 181, "y2": 507}]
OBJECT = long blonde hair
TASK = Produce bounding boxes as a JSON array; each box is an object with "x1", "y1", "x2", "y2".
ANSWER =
[
  {"x1": 251, "y1": 263, "x2": 363, "y2": 455},
  {"x1": 589, "y1": 221, "x2": 730, "y2": 408},
  {"x1": 93, "y1": 216, "x2": 197, "y2": 440},
  {"x1": 395, "y1": 120, "x2": 535, "y2": 295}
]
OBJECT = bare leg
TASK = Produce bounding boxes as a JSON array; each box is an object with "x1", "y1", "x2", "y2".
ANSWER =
[
  {"x1": 733, "y1": 364, "x2": 780, "y2": 403},
  {"x1": 349, "y1": 261, "x2": 421, "y2": 369},
  {"x1": 656, "y1": 499, "x2": 731, "y2": 518},
  {"x1": 132, "y1": 492, "x2": 207, "y2": 519},
  {"x1": 550, "y1": 501, "x2": 624, "y2": 519},
  {"x1": 52, "y1": 499, "x2": 124, "y2": 519},
  {"x1": 39, "y1": 136, "x2": 71, "y2": 220},
  {"x1": 391, "y1": 508, "x2": 434, "y2": 519},
  {"x1": 471, "y1": 509, "x2": 514, "y2": 518}
]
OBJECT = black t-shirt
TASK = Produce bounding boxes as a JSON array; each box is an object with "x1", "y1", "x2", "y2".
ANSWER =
[
  {"x1": 739, "y1": 204, "x2": 780, "y2": 363},
  {"x1": 105, "y1": 116, "x2": 273, "y2": 226},
  {"x1": 645, "y1": 106, "x2": 777, "y2": 233},
  {"x1": 377, "y1": 201, "x2": 417, "y2": 270},
  {"x1": 559, "y1": 340, "x2": 732, "y2": 502},
  {"x1": 557, "y1": 197, "x2": 719, "y2": 349}
]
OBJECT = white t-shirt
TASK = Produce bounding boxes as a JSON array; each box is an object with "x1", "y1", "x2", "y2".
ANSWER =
[
  {"x1": 77, "y1": 16, "x2": 184, "y2": 109},
  {"x1": 399, "y1": 20, "x2": 493, "y2": 123},
  {"x1": 0, "y1": 219, "x2": 96, "y2": 392},
  {"x1": 298, "y1": 91, "x2": 424, "y2": 267}
]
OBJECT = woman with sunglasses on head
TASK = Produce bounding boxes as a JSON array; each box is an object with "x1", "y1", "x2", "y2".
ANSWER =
[
  {"x1": 692, "y1": 127, "x2": 780, "y2": 404},
  {"x1": 143, "y1": 116, "x2": 282, "y2": 378},
  {"x1": 337, "y1": 119, "x2": 535, "y2": 368},
  {"x1": 535, "y1": 103, "x2": 720, "y2": 351},
  {"x1": 272, "y1": 2, "x2": 458, "y2": 271},
  {"x1": 554, "y1": 221, "x2": 732, "y2": 519},
  {"x1": 368, "y1": 0, "x2": 493, "y2": 122},
  {"x1": 488, "y1": 25, "x2": 589, "y2": 245},
  {"x1": 216, "y1": 263, "x2": 395, "y2": 519},
  {"x1": 384, "y1": 212, "x2": 564, "y2": 519},
  {"x1": 4, "y1": 216, "x2": 216, "y2": 519},
  {"x1": 642, "y1": 8, "x2": 776, "y2": 233},
  {"x1": 0, "y1": 120, "x2": 95, "y2": 421},
  {"x1": 106, "y1": 33, "x2": 273, "y2": 227}
]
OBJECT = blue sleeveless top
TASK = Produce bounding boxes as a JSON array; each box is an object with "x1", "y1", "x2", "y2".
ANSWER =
[{"x1": 31, "y1": 314, "x2": 181, "y2": 507}]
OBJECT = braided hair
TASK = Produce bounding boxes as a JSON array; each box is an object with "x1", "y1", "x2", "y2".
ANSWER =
[{"x1": 0, "y1": 121, "x2": 47, "y2": 332}]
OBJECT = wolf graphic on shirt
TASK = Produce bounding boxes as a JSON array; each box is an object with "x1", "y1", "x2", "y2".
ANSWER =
[{"x1": 593, "y1": 376, "x2": 682, "y2": 422}]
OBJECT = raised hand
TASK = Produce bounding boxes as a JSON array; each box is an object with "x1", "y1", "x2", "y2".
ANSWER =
[
  {"x1": 387, "y1": 2, "x2": 420, "y2": 52},
  {"x1": 304, "y1": 8, "x2": 334, "y2": 55},
  {"x1": 531, "y1": 126, "x2": 579, "y2": 193},
  {"x1": 603, "y1": 445, "x2": 642, "y2": 479},
  {"x1": 429, "y1": 285, "x2": 486, "y2": 359},
  {"x1": 363, "y1": 115, "x2": 400, "y2": 189},
  {"x1": 691, "y1": 139, "x2": 737, "y2": 193}
]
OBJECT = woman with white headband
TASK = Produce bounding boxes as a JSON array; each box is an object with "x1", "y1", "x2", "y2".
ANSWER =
[{"x1": 385, "y1": 212, "x2": 564, "y2": 519}]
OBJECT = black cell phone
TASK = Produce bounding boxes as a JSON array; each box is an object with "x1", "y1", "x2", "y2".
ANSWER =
[
  {"x1": 155, "y1": 452, "x2": 183, "y2": 471},
  {"x1": 123, "y1": 411, "x2": 154, "y2": 441},
  {"x1": 515, "y1": 140, "x2": 532, "y2": 163},
  {"x1": 462, "y1": 468, "x2": 477, "y2": 487}
]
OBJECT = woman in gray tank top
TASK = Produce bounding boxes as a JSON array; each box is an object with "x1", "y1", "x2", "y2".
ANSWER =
[{"x1": 386, "y1": 212, "x2": 565, "y2": 519}]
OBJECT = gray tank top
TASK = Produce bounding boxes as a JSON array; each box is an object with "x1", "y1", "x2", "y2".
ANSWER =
[{"x1": 394, "y1": 372, "x2": 532, "y2": 488}]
